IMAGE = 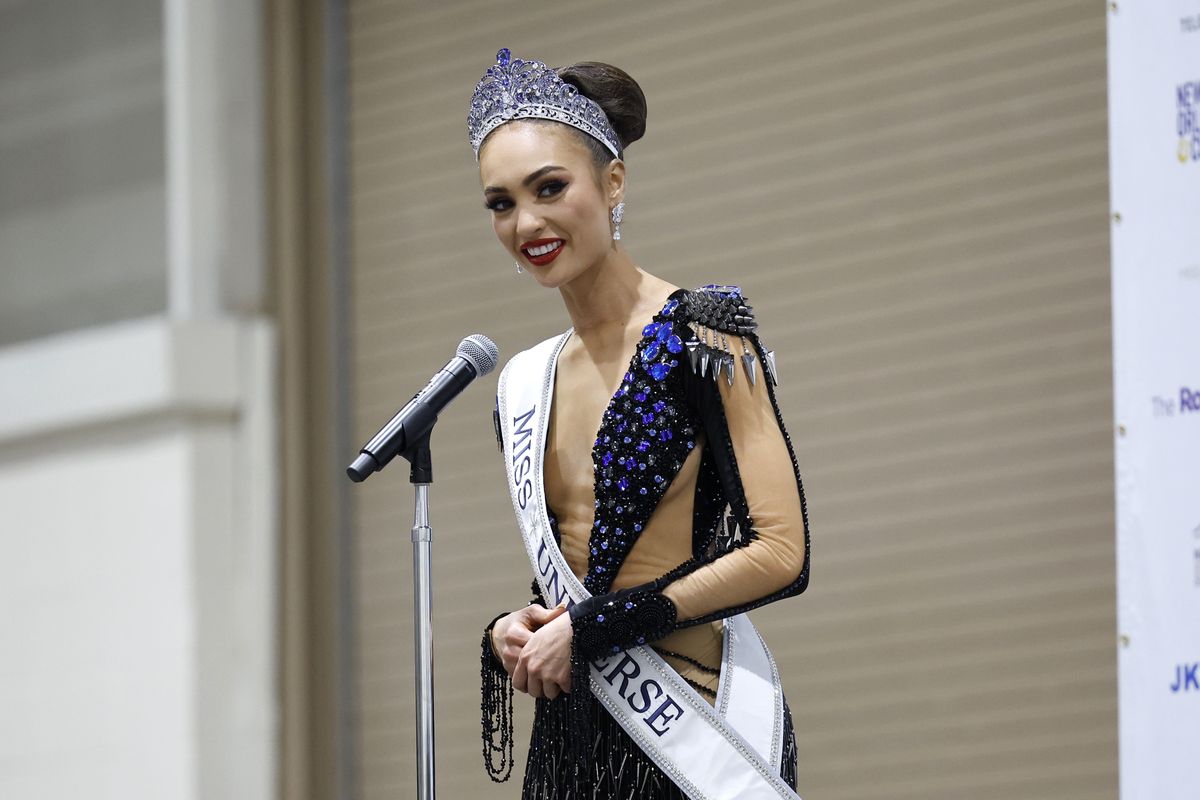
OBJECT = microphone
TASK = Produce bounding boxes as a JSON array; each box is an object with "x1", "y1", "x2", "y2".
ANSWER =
[{"x1": 347, "y1": 334, "x2": 500, "y2": 482}]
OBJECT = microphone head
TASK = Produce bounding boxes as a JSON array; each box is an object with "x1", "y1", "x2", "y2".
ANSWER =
[{"x1": 457, "y1": 334, "x2": 500, "y2": 376}]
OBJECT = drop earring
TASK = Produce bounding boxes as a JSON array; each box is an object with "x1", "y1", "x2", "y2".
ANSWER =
[
  {"x1": 514, "y1": 261, "x2": 523, "y2": 274},
  {"x1": 611, "y1": 201, "x2": 625, "y2": 241}
]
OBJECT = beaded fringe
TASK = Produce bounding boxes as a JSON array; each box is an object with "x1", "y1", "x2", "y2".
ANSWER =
[
  {"x1": 520, "y1": 683, "x2": 799, "y2": 799},
  {"x1": 481, "y1": 627, "x2": 515, "y2": 782},
  {"x1": 568, "y1": 643, "x2": 593, "y2": 775}
]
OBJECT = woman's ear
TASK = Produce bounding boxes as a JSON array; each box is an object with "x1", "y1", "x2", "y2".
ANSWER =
[{"x1": 605, "y1": 158, "x2": 627, "y2": 207}]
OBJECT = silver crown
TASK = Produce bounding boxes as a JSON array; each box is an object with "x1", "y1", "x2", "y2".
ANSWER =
[{"x1": 467, "y1": 48, "x2": 622, "y2": 160}]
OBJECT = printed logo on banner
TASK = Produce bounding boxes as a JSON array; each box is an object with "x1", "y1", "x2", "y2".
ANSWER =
[
  {"x1": 1170, "y1": 661, "x2": 1200, "y2": 693},
  {"x1": 1149, "y1": 385, "x2": 1200, "y2": 417},
  {"x1": 1179, "y1": 81, "x2": 1200, "y2": 164}
]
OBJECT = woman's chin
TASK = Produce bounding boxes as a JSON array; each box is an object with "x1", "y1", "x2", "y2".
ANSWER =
[
  {"x1": 530, "y1": 271, "x2": 566, "y2": 290},
  {"x1": 527, "y1": 261, "x2": 577, "y2": 290}
]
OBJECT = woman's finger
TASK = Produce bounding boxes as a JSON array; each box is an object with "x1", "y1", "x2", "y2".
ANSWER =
[
  {"x1": 543, "y1": 681, "x2": 561, "y2": 701},
  {"x1": 525, "y1": 603, "x2": 565, "y2": 627},
  {"x1": 512, "y1": 655, "x2": 528, "y2": 694}
]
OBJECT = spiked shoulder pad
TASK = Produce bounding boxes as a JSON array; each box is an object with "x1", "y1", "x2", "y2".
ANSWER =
[
  {"x1": 674, "y1": 285, "x2": 778, "y2": 387},
  {"x1": 676, "y1": 284, "x2": 757, "y2": 336}
]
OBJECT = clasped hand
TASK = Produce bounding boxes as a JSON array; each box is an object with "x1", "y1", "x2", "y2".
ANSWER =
[{"x1": 491, "y1": 603, "x2": 574, "y2": 700}]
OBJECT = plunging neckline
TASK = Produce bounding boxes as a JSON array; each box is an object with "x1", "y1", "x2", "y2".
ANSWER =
[
  {"x1": 546, "y1": 288, "x2": 687, "y2": 469},
  {"x1": 543, "y1": 288, "x2": 690, "y2": 583}
]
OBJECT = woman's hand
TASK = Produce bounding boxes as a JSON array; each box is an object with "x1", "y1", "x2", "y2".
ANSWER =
[
  {"x1": 490, "y1": 603, "x2": 567, "y2": 676},
  {"x1": 513, "y1": 607, "x2": 574, "y2": 700}
]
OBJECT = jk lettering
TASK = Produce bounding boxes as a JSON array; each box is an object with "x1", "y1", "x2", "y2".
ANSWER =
[{"x1": 1170, "y1": 662, "x2": 1200, "y2": 692}]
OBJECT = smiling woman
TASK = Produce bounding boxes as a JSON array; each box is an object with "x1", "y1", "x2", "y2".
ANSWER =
[{"x1": 470, "y1": 49, "x2": 811, "y2": 800}]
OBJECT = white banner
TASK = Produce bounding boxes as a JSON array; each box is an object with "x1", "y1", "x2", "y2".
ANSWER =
[{"x1": 1108, "y1": 4, "x2": 1200, "y2": 798}]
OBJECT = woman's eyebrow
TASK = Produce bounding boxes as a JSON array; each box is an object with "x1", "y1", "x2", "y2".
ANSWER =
[{"x1": 484, "y1": 164, "x2": 566, "y2": 194}]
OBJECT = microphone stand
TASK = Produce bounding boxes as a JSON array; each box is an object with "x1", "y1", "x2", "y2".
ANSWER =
[
  {"x1": 401, "y1": 433, "x2": 436, "y2": 800},
  {"x1": 347, "y1": 337, "x2": 500, "y2": 799}
]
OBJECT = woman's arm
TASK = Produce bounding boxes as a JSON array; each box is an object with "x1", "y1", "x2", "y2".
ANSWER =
[{"x1": 661, "y1": 338, "x2": 808, "y2": 621}]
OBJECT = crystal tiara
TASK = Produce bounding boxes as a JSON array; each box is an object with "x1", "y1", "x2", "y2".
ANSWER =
[{"x1": 467, "y1": 48, "x2": 623, "y2": 160}]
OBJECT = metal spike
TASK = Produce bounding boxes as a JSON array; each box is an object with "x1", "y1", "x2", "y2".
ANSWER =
[
  {"x1": 699, "y1": 346, "x2": 710, "y2": 378},
  {"x1": 711, "y1": 351, "x2": 722, "y2": 384},
  {"x1": 764, "y1": 350, "x2": 779, "y2": 385},
  {"x1": 718, "y1": 514, "x2": 733, "y2": 551},
  {"x1": 685, "y1": 337, "x2": 702, "y2": 373},
  {"x1": 741, "y1": 338, "x2": 757, "y2": 386},
  {"x1": 720, "y1": 333, "x2": 734, "y2": 386}
]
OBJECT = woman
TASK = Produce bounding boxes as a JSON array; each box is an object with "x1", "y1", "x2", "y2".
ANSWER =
[{"x1": 472, "y1": 49, "x2": 811, "y2": 799}]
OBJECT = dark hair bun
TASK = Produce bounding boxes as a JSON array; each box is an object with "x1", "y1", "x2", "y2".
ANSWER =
[{"x1": 557, "y1": 62, "x2": 647, "y2": 151}]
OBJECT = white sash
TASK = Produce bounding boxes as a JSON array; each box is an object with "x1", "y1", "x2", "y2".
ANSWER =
[{"x1": 497, "y1": 331, "x2": 801, "y2": 800}]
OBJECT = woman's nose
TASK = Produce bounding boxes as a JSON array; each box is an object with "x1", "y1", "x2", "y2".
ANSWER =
[{"x1": 515, "y1": 205, "x2": 543, "y2": 239}]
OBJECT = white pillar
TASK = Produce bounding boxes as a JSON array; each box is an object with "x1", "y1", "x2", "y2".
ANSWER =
[{"x1": 164, "y1": 0, "x2": 267, "y2": 319}]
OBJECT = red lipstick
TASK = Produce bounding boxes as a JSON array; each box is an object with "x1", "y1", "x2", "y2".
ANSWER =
[{"x1": 520, "y1": 238, "x2": 565, "y2": 267}]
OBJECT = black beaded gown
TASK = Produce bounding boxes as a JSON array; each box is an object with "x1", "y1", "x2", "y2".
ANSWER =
[{"x1": 483, "y1": 286, "x2": 811, "y2": 799}]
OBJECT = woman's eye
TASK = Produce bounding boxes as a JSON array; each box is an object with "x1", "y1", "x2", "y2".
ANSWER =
[
  {"x1": 485, "y1": 197, "x2": 513, "y2": 212},
  {"x1": 537, "y1": 180, "x2": 566, "y2": 198}
]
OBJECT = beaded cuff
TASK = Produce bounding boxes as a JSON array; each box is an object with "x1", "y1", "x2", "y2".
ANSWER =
[{"x1": 568, "y1": 584, "x2": 679, "y2": 662}]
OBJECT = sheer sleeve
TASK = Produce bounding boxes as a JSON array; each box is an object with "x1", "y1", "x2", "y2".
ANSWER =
[{"x1": 660, "y1": 325, "x2": 809, "y2": 623}]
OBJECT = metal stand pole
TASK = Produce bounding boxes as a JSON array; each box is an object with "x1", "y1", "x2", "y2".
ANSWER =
[
  {"x1": 412, "y1": 482, "x2": 435, "y2": 800},
  {"x1": 407, "y1": 435, "x2": 435, "y2": 799}
]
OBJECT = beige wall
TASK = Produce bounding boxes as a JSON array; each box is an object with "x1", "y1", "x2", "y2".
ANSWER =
[{"x1": 337, "y1": 2, "x2": 1115, "y2": 798}]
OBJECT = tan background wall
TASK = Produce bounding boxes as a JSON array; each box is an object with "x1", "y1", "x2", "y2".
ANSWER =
[{"x1": 339, "y1": 2, "x2": 1116, "y2": 798}]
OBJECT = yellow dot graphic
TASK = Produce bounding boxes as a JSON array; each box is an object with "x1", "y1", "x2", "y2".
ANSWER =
[{"x1": 1180, "y1": 139, "x2": 1191, "y2": 164}]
